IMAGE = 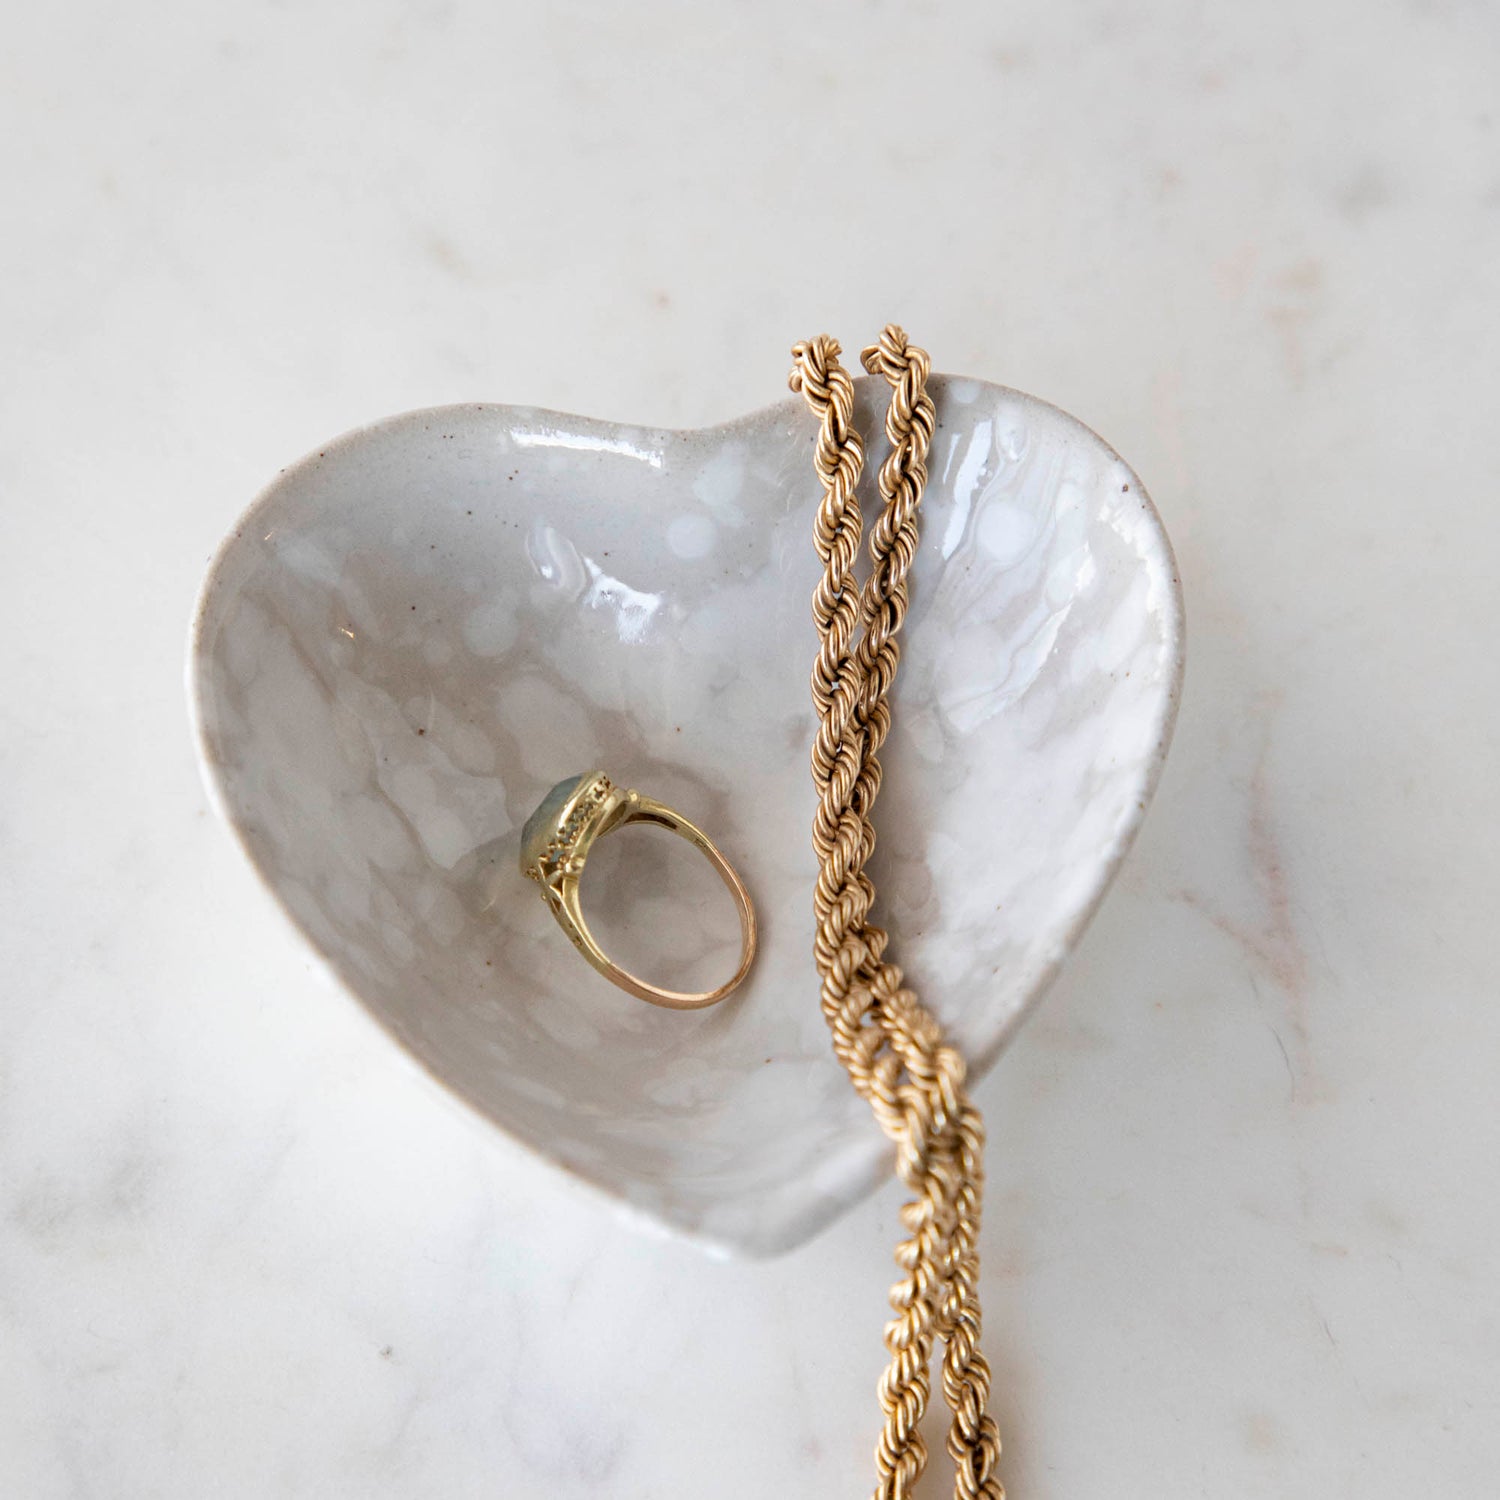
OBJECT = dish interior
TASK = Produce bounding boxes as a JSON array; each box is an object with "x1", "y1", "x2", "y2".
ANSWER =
[{"x1": 191, "y1": 377, "x2": 1182, "y2": 1254}]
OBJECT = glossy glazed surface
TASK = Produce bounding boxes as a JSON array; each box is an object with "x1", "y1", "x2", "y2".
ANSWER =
[{"x1": 191, "y1": 377, "x2": 1182, "y2": 1254}]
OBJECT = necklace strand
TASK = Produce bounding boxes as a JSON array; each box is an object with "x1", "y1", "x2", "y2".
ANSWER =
[{"x1": 790, "y1": 327, "x2": 1004, "y2": 1500}]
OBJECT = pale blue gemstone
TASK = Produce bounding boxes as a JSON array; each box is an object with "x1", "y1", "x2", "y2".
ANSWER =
[{"x1": 519, "y1": 774, "x2": 586, "y2": 872}]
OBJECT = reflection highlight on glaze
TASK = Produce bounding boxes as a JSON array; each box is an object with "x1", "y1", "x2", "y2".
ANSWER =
[
  {"x1": 581, "y1": 558, "x2": 663, "y2": 642},
  {"x1": 513, "y1": 427, "x2": 664, "y2": 469}
]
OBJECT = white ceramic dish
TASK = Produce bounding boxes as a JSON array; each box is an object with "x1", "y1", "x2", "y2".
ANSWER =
[{"x1": 189, "y1": 377, "x2": 1183, "y2": 1257}]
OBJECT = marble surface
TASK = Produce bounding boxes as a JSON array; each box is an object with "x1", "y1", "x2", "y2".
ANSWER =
[
  {"x1": 2, "y1": 2, "x2": 1497, "y2": 1496},
  {"x1": 190, "y1": 385, "x2": 1179, "y2": 1254}
]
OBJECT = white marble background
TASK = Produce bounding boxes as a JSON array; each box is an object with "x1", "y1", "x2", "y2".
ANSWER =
[{"x1": 2, "y1": 2, "x2": 1496, "y2": 1496}]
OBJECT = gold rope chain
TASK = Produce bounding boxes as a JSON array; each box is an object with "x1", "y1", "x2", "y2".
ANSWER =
[{"x1": 790, "y1": 328, "x2": 1004, "y2": 1500}]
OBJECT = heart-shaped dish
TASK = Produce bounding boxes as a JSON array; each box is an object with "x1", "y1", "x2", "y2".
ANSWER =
[{"x1": 190, "y1": 377, "x2": 1183, "y2": 1256}]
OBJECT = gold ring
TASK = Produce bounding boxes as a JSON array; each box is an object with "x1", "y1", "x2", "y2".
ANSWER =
[{"x1": 518, "y1": 770, "x2": 757, "y2": 1010}]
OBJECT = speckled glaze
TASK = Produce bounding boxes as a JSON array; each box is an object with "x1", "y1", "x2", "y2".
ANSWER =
[{"x1": 189, "y1": 377, "x2": 1183, "y2": 1256}]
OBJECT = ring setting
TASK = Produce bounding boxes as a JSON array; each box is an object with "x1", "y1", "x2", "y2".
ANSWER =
[{"x1": 520, "y1": 770, "x2": 757, "y2": 1010}]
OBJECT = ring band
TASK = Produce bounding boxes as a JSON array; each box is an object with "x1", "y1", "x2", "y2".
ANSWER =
[{"x1": 519, "y1": 770, "x2": 757, "y2": 1010}]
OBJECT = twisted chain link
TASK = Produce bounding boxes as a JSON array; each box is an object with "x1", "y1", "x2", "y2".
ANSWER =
[{"x1": 789, "y1": 327, "x2": 1005, "y2": 1500}]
